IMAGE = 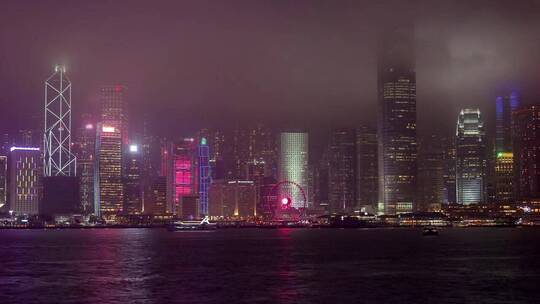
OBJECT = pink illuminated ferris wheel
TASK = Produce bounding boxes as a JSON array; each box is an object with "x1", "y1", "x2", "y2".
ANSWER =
[{"x1": 271, "y1": 180, "x2": 307, "y2": 219}]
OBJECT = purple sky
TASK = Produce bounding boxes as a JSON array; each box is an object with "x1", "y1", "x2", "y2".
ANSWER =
[{"x1": 1, "y1": 0, "x2": 540, "y2": 138}]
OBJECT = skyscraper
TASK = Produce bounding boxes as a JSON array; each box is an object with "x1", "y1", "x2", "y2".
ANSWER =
[
  {"x1": 9, "y1": 147, "x2": 41, "y2": 215},
  {"x1": 74, "y1": 114, "x2": 96, "y2": 214},
  {"x1": 356, "y1": 126, "x2": 378, "y2": 212},
  {"x1": 43, "y1": 65, "x2": 76, "y2": 177},
  {"x1": 0, "y1": 156, "x2": 7, "y2": 209},
  {"x1": 124, "y1": 144, "x2": 143, "y2": 214},
  {"x1": 456, "y1": 109, "x2": 486, "y2": 205},
  {"x1": 95, "y1": 86, "x2": 127, "y2": 218},
  {"x1": 95, "y1": 124, "x2": 123, "y2": 217},
  {"x1": 494, "y1": 93, "x2": 519, "y2": 204},
  {"x1": 377, "y1": 24, "x2": 417, "y2": 214},
  {"x1": 100, "y1": 85, "x2": 128, "y2": 145},
  {"x1": 165, "y1": 138, "x2": 197, "y2": 215},
  {"x1": 278, "y1": 132, "x2": 309, "y2": 209},
  {"x1": 513, "y1": 105, "x2": 540, "y2": 204},
  {"x1": 417, "y1": 135, "x2": 445, "y2": 211},
  {"x1": 494, "y1": 152, "x2": 514, "y2": 204},
  {"x1": 198, "y1": 137, "x2": 210, "y2": 216},
  {"x1": 328, "y1": 129, "x2": 356, "y2": 213},
  {"x1": 441, "y1": 136, "x2": 457, "y2": 204},
  {"x1": 495, "y1": 92, "x2": 520, "y2": 153},
  {"x1": 233, "y1": 125, "x2": 277, "y2": 180}
]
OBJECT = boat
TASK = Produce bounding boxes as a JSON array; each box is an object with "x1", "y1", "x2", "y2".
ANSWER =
[
  {"x1": 168, "y1": 216, "x2": 217, "y2": 231},
  {"x1": 423, "y1": 226, "x2": 439, "y2": 236}
]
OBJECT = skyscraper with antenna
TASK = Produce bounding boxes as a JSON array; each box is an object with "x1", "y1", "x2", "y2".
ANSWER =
[{"x1": 43, "y1": 65, "x2": 76, "y2": 177}]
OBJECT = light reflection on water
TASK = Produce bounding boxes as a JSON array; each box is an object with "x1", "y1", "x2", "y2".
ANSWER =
[{"x1": 0, "y1": 228, "x2": 539, "y2": 303}]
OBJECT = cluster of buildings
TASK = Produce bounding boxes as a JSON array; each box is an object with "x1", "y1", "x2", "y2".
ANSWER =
[{"x1": 1, "y1": 26, "x2": 540, "y2": 226}]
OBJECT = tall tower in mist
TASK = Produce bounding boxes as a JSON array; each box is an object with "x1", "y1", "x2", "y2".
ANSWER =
[
  {"x1": 377, "y1": 24, "x2": 417, "y2": 215},
  {"x1": 43, "y1": 65, "x2": 76, "y2": 177},
  {"x1": 456, "y1": 109, "x2": 486, "y2": 205},
  {"x1": 495, "y1": 92, "x2": 519, "y2": 153}
]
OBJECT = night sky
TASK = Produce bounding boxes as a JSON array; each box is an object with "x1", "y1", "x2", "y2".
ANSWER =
[{"x1": 1, "y1": 0, "x2": 540, "y2": 139}]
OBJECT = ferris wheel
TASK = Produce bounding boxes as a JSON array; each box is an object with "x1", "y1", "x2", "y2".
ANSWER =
[{"x1": 271, "y1": 180, "x2": 308, "y2": 219}]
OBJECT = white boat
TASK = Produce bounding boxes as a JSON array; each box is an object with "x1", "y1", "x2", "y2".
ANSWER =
[{"x1": 168, "y1": 216, "x2": 217, "y2": 231}]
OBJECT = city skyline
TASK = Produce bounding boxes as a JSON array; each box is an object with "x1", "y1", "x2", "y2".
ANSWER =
[{"x1": 1, "y1": 1, "x2": 540, "y2": 139}]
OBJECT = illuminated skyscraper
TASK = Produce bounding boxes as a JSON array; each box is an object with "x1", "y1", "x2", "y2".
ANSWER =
[
  {"x1": 493, "y1": 93, "x2": 519, "y2": 204},
  {"x1": 0, "y1": 156, "x2": 7, "y2": 209},
  {"x1": 513, "y1": 105, "x2": 540, "y2": 204},
  {"x1": 456, "y1": 109, "x2": 486, "y2": 205},
  {"x1": 165, "y1": 138, "x2": 196, "y2": 215},
  {"x1": 94, "y1": 86, "x2": 127, "y2": 218},
  {"x1": 74, "y1": 114, "x2": 96, "y2": 214},
  {"x1": 328, "y1": 129, "x2": 356, "y2": 213},
  {"x1": 356, "y1": 126, "x2": 378, "y2": 211},
  {"x1": 100, "y1": 85, "x2": 128, "y2": 144},
  {"x1": 377, "y1": 24, "x2": 417, "y2": 214},
  {"x1": 124, "y1": 144, "x2": 143, "y2": 214},
  {"x1": 94, "y1": 124, "x2": 123, "y2": 217},
  {"x1": 198, "y1": 138, "x2": 210, "y2": 216},
  {"x1": 9, "y1": 147, "x2": 41, "y2": 215},
  {"x1": 495, "y1": 92, "x2": 520, "y2": 153},
  {"x1": 43, "y1": 65, "x2": 76, "y2": 177},
  {"x1": 494, "y1": 152, "x2": 514, "y2": 204},
  {"x1": 278, "y1": 132, "x2": 309, "y2": 209}
]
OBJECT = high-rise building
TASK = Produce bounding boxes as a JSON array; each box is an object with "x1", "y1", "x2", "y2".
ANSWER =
[
  {"x1": 94, "y1": 124, "x2": 123, "y2": 217},
  {"x1": 314, "y1": 150, "x2": 330, "y2": 211},
  {"x1": 8, "y1": 147, "x2": 41, "y2": 215},
  {"x1": 165, "y1": 138, "x2": 196, "y2": 215},
  {"x1": 494, "y1": 152, "x2": 514, "y2": 204},
  {"x1": 43, "y1": 65, "x2": 76, "y2": 177},
  {"x1": 441, "y1": 136, "x2": 456, "y2": 204},
  {"x1": 493, "y1": 93, "x2": 519, "y2": 204},
  {"x1": 0, "y1": 156, "x2": 7, "y2": 209},
  {"x1": 417, "y1": 135, "x2": 445, "y2": 211},
  {"x1": 456, "y1": 109, "x2": 486, "y2": 205},
  {"x1": 144, "y1": 176, "x2": 167, "y2": 215},
  {"x1": 513, "y1": 105, "x2": 540, "y2": 204},
  {"x1": 495, "y1": 92, "x2": 520, "y2": 153},
  {"x1": 124, "y1": 144, "x2": 143, "y2": 214},
  {"x1": 377, "y1": 24, "x2": 417, "y2": 214},
  {"x1": 278, "y1": 132, "x2": 309, "y2": 209},
  {"x1": 95, "y1": 85, "x2": 127, "y2": 218},
  {"x1": 74, "y1": 114, "x2": 96, "y2": 214},
  {"x1": 356, "y1": 126, "x2": 378, "y2": 212},
  {"x1": 233, "y1": 125, "x2": 277, "y2": 180},
  {"x1": 198, "y1": 137, "x2": 210, "y2": 216},
  {"x1": 100, "y1": 85, "x2": 128, "y2": 145},
  {"x1": 328, "y1": 129, "x2": 356, "y2": 213}
]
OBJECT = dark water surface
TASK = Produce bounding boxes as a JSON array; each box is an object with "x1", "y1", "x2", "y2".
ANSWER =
[{"x1": 1, "y1": 228, "x2": 540, "y2": 303}]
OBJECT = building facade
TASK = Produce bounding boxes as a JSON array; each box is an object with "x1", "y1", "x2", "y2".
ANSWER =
[
  {"x1": 0, "y1": 156, "x2": 6, "y2": 209},
  {"x1": 124, "y1": 144, "x2": 143, "y2": 214},
  {"x1": 356, "y1": 126, "x2": 378, "y2": 212},
  {"x1": 513, "y1": 105, "x2": 540, "y2": 203},
  {"x1": 377, "y1": 25, "x2": 417, "y2": 214},
  {"x1": 95, "y1": 124, "x2": 124, "y2": 216},
  {"x1": 74, "y1": 114, "x2": 96, "y2": 214},
  {"x1": 456, "y1": 109, "x2": 486, "y2": 205},
  {"x1": 9, "y1": 147, "x2": 41, "y2": 215},
  {"x1": 278, "y1": 132, "x2": 309, "y2": 209},
  {"x1": 165, "y1": 138, "x2": 197, "y2": 215},
  {"x1": 328, "y1": 129, "x2": 356, "y2": 213}
]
